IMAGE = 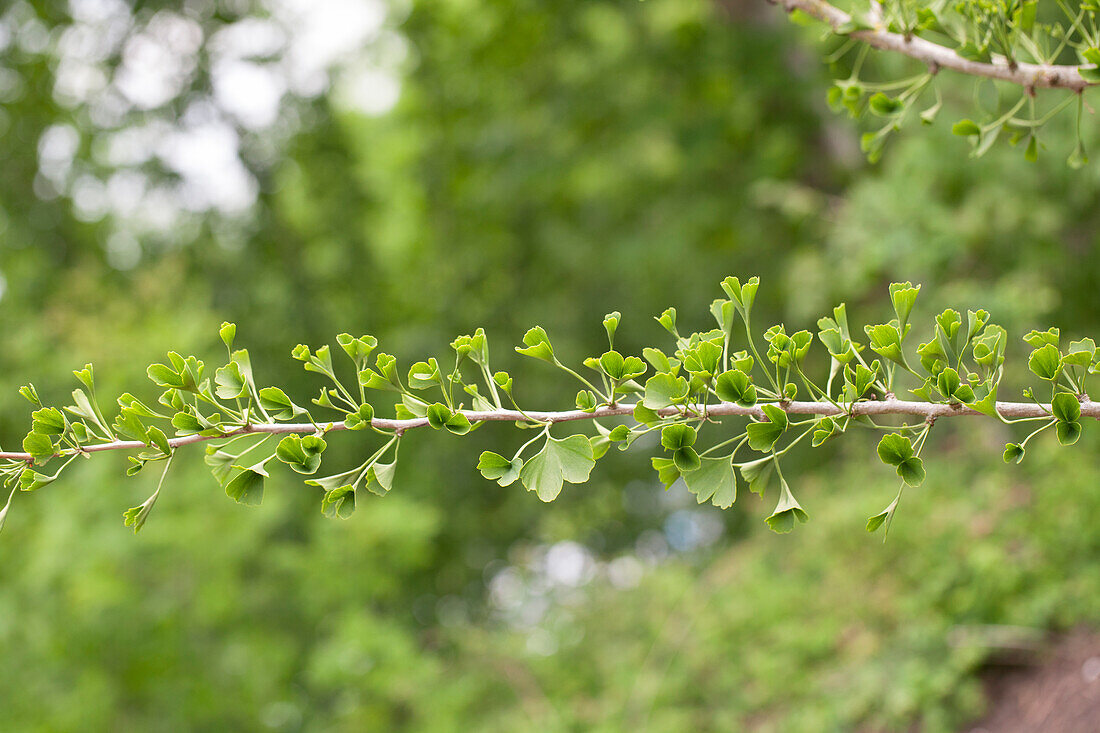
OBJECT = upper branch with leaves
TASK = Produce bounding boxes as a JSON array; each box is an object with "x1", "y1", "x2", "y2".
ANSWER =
[
  {"x1": 1, "y1": 276, "x2": 1096, "y2": 538},
  {"x1": 770, "y1": 0, "x2": 1100, "y2": 163}
]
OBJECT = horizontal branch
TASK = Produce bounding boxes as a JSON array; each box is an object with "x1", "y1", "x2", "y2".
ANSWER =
[
  {"x1": 1, "y1": 398, "x2": 1093, "y2": 463},
  {"x1": 776, "y1": 0, "x2": 1095, "y2": 91}
]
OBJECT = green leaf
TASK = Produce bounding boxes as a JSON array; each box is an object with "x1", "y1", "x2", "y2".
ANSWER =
[
  {"x1": 896, "y1": 457, "x2": 926, "y2": 487},
  {"x1": 730, "y1": 350, "x2": 754, "y2": 373},
  {"x1": 620, "y1": 356, "x2": 646, "y2": 381},
  {"x1": 1069, "y1": 139, "x2": 1089, "y2": 169},
  {"x1": 1024, "y1": 135, "x2": 1038, "y2": 162},
  {"x1": 1028, "y1": 343, "x2": 1062, "y2": 381},
  {"x1": 515, "y1": 326, "x2": 555, "y2": 363},
  {"x1": 575, "y1": 390, "x2": 597, "y2": 412},
  {"x1": 680, "y1": 340, "x2": 723, "y2": 377},
  {"x1": 660, "y1": 423, "x2": 697, "y2": 451},
  {"x1": 1023, "y1": 328, "x2": 1060, "y2": 349},
  {"x1": 67, "y1": 388, "x2": 112, "y2": 437},
  {"x1": 811, "y1": 416, "x2": 837, "y2": 447},
  {"x1": 765, "y1": 479, "x2": 808, "y2": 533},
  {"x1": 443, "y1": 412, "x2": 472, "y2": 435},
  {"x1": 258, "y1": 387, "x2": 303, "y2": 420},
  {"x1": 720, "y1": 276, "x2": 759, "y2": 316},
  {"x1": 358, "y1": 353, "x2": 403, "y2": 392},
  {"x1": 19, "y1": 383, "x2": 41, "y2": 406},
  {"x1": 966, "y1": 382, "x2": 1000, "y2": 419},
  {"x1": 451, "y1": 329, "x2": 488, "y2": 364},
  {"x1": 407, "y1": 359, "x2": 442, "y2": 390},
  {"x1": 22, "y1": 432, "x2": 54, "y2": 463},
  {"x1": 1064, "y1": 338, "x2": 1096, "y2": 367},
  {"x1": 321, "y1": 486, "x2": 356, "y2": 519},
  {"x1": 301, "y1": 345, "x2": 334, "y2": 376},
  {"x1": 682, "y1": 456, "x2": 736, "y2": 508},
  {"x1": 148, "y1": 353, "x2": 202, "y2": 391},
  {"x1": 204, "y1": 449, "x2": 237, "y2": 485},
  {"x1": 224, "y1": 468, "x2": 266, "y2": 506},
  {"x1": 1051, "y1": 392, "x2": 1082, "y2": 423},
  {"x1": 888, "y1": 282, "x2": 920, "y2": 329},
  {"x1": 920, "y1": 97, "x2": 942, "y2": 125},
  {"x1": 123, "y1": 481, "x2": 165, "y2": 533},
  {"x1": 876, "y1": 433, "x2": 926, "y2": 486},
  {"x1": 477, "y1": 451, "x2": 522, "y2": 487},
  {"x1": 866, "y1": 494, "x2": 900, "y2": 533},
  {"x1": 642, "y1": 347, "x2": 678, "y2": 375},
  {"x1": 937, "y1": 367, "x2": 961, "y2": 399},
  {"x1": 519, "y1": 434, "x2": 596, "y2": 502},
  {"x1": 336, "y1": 333, "x2": 378, "y2": 365},
  {"x1": 365, "y1": 460, "x2": 396, "y2": 493},
  {"x1": 146, "y1": 363, "x2": 183, "y2": 389},
  {"x1": 868, "y1": 92, "x2": 902, "y2": 116},
  {"x1": 1057, "y1": 420, "x2": 1083, "y2": 446},
  {"x1": 746, "y1": 404, "x2": 787, "y2": 452},
  {"x1": 275, "y1": 434, "x2": 327, "y2": 474},
  {"x1": 598, "y1": 350, "x2": 625, "y2": 380},
  {"x1": 651, "y1": 457, "x2": 680, "y2": 489},
  {"x1": 952, "y1": 119, "x2": 981, "y2": 137},
  {"x1": 642, "y1": 373, "x2": 689, "y2": 409},
  {"x1": 738, "y1": 456, "x2": 773, "y2": 496},
  {"x1": 1018, "y1": 0, "x2": 1037, "y2": 30},
  {"x1": 19, "y1": 465, "x2": 63, "y2": 492},
  {"x1": 218, "y1": 322, "x2": 237, "y2": 350},
  {"x1": 31, "y1": 407, "x2": 66, "y2": 435},
  {"x1": 847, "y1": 362, "x2": 876, "y2": 399},
  {"x1": 343, "y1": 403, "x2": 375, "y2": 430},
  {"x1": 426, "y1": 403, "x2": 472, "y2": 435},
  {"x1": 655, "y1": 307, "x2": 678, "y2": 336},
  {"x1": 715, "y1": 369, "x2": 757, "y2": 406},
  {"x1": 359, "y1": 369, "x2": 399, "y2": 392},
  {"x1": 1002, "y1": 442, "x2": 1025, "y2": 463},
  {"x1": 763, "y1": 325, "x2": 813, "y2": 368},
  {"x1": 877, "y1": 433, "x2": 914, "y2": 465},
  {"x1": 965, "y1": 310, "x2": 987, "y2": 342},
  {"x1": 672, "y1": 446, "x2": 701, "y2": 472},
  {"x1": 214, "y1": 359, "x2": 247, "y2": 400},
  {"x1": 865, "y1": 323, "x2": 905, "y2": 365},
  {"x1": 602, "y1": 311, "x2": 620, "y2": 347},
  {"x1": 493, "y1": 371, "x2": 514, "y2": 395},
  {"x1": 608, "y1": 425, "x2": 630, "y2": 442},
  {"x1": 633, "y1": 403, "x2": 662, "y2": 426},
  {"x1": 113, "y1": 408, "x2": 147, "y2": 441},
  {"x1": 72, "y1": 363, "x2": 96, "y2": 394},
  {"x1": 710, "y1": 298, "x2": 736, "y2": 334},
  {"x1": 971, "y1": 124, "x2": 1001, "y2": 159},
  {"x1": 146, "y1": 427, "x2": 171, "y2": 456}
]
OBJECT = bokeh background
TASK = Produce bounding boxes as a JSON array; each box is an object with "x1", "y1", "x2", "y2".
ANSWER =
[{"x1": 3, "y1": 0, "x2": 1100, "y2": 730}]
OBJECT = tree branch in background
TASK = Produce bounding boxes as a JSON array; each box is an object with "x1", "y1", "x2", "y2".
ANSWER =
[{"x1": 775, "y1": 0, "x2": 1094, "y2": 90}]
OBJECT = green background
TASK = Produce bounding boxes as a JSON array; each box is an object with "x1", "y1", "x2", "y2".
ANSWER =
[{"x1": 2, "y1": 0, "x2": 1100, "y2": 730}]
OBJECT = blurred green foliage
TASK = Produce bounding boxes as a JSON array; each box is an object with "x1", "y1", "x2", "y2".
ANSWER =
[{"x1": 2, "y1": 0, "x2": 1100, "y2": 729}]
